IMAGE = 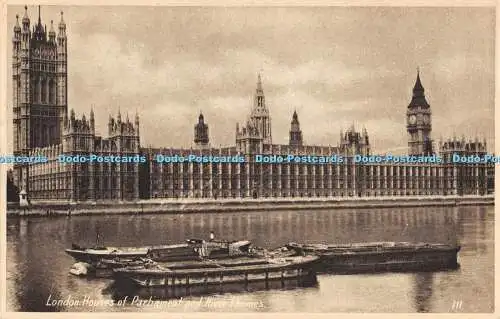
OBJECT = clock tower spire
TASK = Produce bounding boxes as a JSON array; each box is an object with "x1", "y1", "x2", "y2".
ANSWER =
[{"x1": 407, "y1": 69, "x2": 433, "y2": 156}]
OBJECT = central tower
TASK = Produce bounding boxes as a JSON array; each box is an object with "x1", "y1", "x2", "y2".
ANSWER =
[
  {"x1": 406, "y1": 70, "x2": 433, "y2": 156},
  {"x1": 289, "y1": 110, "x2": 303, "y2": 147},
  {"x1": 249, "y1": 74, "x2": 272, "y2": 144},
  {"x1": 194, "y1": 112, "x2": 209, "y2": 148}
]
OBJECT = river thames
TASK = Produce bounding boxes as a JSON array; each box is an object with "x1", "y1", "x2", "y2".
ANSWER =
[{"x1": 6, "y1": 205, "x2": 494, "y2": 312}]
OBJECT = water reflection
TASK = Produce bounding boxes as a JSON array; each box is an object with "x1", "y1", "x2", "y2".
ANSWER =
[
  {"x1": 413, "y1": 272, "x2": 434, "y2": 312},
  {"x1": 107, "y1": 278, "x2": 318, "y2": 303},
  {"x1": 6, "y1": 205, "x2": 494, "y2": 312}
]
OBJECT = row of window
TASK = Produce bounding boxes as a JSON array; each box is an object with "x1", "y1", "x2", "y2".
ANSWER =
[
  {"x1": 31, "y1": 77, "x2": 57, "y2": 104},
  {"x1": 151, "y1": 190, "x2": 468, "y2": 199},
  {"x1": 29, "y1": 176, "x2": 137, "y2": 191},
  {"x1": 31, "y1": 63, "x2": 57, "y2": 72},
  {"x1": 29, "y1": 190, "x2": 137, "y2": 200},
  {"x1": 151, "y1": 164, "x2": 477, "y2": 177},
  {"x1": 149, "y1": 179, "x2": 471, "y2": 190}
]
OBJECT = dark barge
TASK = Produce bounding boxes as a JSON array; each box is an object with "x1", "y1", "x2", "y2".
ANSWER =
[
  {"x1": 285, "y1": 241, "x2": 461, "y2": 274},
  {"x1": 112, "y1": 255, "x2": 319, "y2": 293},
  {"x1": 66, "y1": 239, "x2": 252, "y2": 263},
  {"x1": 67, "y1": 239, "x2": 257, "y2": 277}
]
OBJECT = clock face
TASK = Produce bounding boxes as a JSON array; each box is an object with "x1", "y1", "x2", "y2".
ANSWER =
[
  {"x1": 33, "y1": 48, "x2": 40, "y2": 57},
  {"x1": 408, "y1": 115, "x2": 417, "y2": 125}
]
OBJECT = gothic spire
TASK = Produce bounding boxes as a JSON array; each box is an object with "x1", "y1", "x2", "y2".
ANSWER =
[
  {"x1": 59, "y1": 10, "x2": 65, "y2": 25},
  {"x1": 408, "y1": 68, "x2": 430, "y2": 108},
  {"x1": 253, "y1": 73, "x2": 266, "y2": 112},
  {"x1": 49, "y1": 19, "x2": 55, "y2": 33},
  {"x1": 291, "y1": 110, "x2": 299, "y2": 124},
  {"x1": 22, "y1": 5, "x2": 30, "y2": 25},
  {"x1": 256, "y1": 73, "x2": 263, "y2": 93},
  {"x1": 289, "y1": 110, "x2": 302, "y2": 147},
  {"x1": 32, "y1": 5, "x2": 46, "y2": 41},
  {"x1": 194, "y1": 111, "x2": 209, "y2": 147},
  {"x1": 117, "y1": 107, "x2": 122, "y2": 123},
  {"x1": 413, "y1": 68, "x2": 424, "y2": 93},
  {"x1": 14, "y1": 14, "x2": 21, "y2": 31},
  {"x1": 58, "y1": 10, "x2": 66, "y2": 38}
]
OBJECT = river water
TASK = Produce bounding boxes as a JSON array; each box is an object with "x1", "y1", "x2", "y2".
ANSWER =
[{"x1": 6, "y1": 205, "x2": 494, "y2": 312}]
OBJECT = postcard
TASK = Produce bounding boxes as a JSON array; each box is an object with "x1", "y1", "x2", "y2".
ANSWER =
[{"x1": 2, "y1": 2, "x2": 496, "y2": 316}]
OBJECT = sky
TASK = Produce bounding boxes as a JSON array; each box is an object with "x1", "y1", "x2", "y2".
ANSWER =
[{"x1": 5, "y1": 6, "x2": 495, "y2": 154}]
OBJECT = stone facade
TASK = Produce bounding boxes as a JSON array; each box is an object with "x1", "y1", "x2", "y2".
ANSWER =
[{"x1": 11, "y1": 7, "x2": 494, "y2": 203}]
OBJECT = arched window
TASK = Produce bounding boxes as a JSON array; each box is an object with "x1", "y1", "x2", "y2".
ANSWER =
[
  {"x1": 32, "y1": 78, "x2": 39, "y2": 103},
  {"x1": 42, "y1": 125, "x2": 48, "y2": 144},
  {"x1": 32, "y1": 122, "x2": 38, "y2": 146},
  {"x1": 41, "y1": 78, "x2": 47, "y2": 103},
  {"x1": 50, "y1": 126, "x2": 55, "y2": 144},
  {"x1": 49, "y1": 79, "x2": 56, "y2": 104}
]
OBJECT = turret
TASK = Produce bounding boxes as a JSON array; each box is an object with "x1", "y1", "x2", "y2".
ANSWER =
[
  {"x1": 56, "y1": 10, "x2": 67, "y2": 57},
  {"x1": 362, "y1": 126, "x2": 369, "y2": 144},
  {"x1": 135, "y1": 111, "x2": 140, "y2": 136},
  {"x1": 249, "y1": 73, "x2": 272, "y2": 144},
  {"x1": 56, "y1": 10, "x2": 67, "y2": 111},
  {"x1": 32, "y1": 6, "x2": 46, "y2": 43},
  {"x1": 48, "y1": 20, "x2": 56, "y2": 44},
  {"x1": 57, "y1": 11, "x2": 66, "y2": 41},
  {"x1": 22, "y1": 6, "x2": 30, "y2": 32},
  {"x1": 13, "y1": 14, "x2": 21, "y2": 40},
  {"x1": 289, "y1": 110, "x2": 303, "y2": 147},
  {"x1": 108, "y1": 114, "x2": 114, "y2": 136},
  {"x1": 68, "y1": 109, "x2": 75, "y2": 132},
  {"x1": 12, "y1": 14, "x2": 21, "y2": 67},
  {"x1": 194, "y1": 112, "x2": 209, "y2": 148},
  {"x1": 90, "y1": 107, "x2": 95, "y2": 133},
  {"x1": 63, "y1": 111, "x2": 68, "y2": 129},
  {"x1": 340, "y1": 123, "x2": 371, "y2": 156}
]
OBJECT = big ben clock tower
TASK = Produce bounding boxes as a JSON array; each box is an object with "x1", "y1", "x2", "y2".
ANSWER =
[{"x1": 407, "y1": 70, "x2": 433, "y2": 156}]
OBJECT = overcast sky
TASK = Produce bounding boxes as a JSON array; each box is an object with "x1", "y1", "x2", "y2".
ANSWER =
[{"x1": 6, "y1": 6, "x2": 495, "y2": 154}]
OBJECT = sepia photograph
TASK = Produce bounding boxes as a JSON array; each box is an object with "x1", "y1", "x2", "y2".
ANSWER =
[{"x1": 3, "y1": 3, "x2": 496, "y2": 314}]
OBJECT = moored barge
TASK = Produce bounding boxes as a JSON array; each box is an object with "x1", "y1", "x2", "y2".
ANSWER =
[
  {"x1": 67, "y1": 239, "x2": 258, "y2": 277},
  {"x1": 113, "y1": 255, "x2": 319, "y2": 289},
  {"x1": 285, "y1": 241, "x2": 461, "y2": 274},
  {"x1": 65, "y1": 244, "x2": 151, "y2": 263},
  {"x1": 66, "y1": 239, "x2": 253, "y2": 263}
]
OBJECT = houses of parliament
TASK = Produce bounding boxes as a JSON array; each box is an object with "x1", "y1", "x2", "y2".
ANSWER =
[{"x1": 9, "y1": 7, "x2": 495, "y2": 203}]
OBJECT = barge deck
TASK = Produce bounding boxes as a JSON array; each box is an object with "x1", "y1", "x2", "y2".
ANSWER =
[
  {"x1": 286, "y1": 241, "x2": 461, "y2": 274},
  {"x1": 66, "y1": 239, "x2": 253, "y2": 265},
  {"x1": 113, "y1": 255, "x2": 319, "y2": 289}
]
